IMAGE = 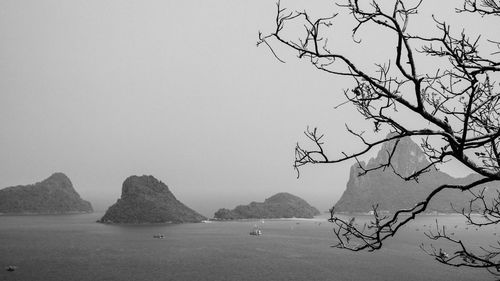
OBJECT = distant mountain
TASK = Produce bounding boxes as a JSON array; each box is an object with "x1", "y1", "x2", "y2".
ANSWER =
[
  {"x1": 0, "y1": 173, "x2": 93, "y2": 214},
  {"x1": 98, "y1": 175, "x2": 206, "y2": 224},
  {"x1": 214, "y1": 192, "x2": 320, "y2": 219},
  {"x1": 334, "y1": 136, "x2": 496, "y2": 213}
]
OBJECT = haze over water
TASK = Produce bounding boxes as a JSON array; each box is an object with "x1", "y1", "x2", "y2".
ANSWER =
[
  {"x1": 0, "y1": 213, "x2": 492, "y2": 281},
  {"x1": 1, "y1": 0, "x2": 498, "y2": 280},
  {"x1": 2, "y1": 0, "x2": 493, "y2": 216}
]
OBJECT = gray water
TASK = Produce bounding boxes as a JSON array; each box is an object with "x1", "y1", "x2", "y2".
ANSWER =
[{"x1": 0, "y1": 213, "x2": 492, "y2": 281}]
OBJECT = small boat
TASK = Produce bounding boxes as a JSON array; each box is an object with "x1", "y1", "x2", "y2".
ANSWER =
[
  {"x1": 6, "y1": 265, "x2": 17, "y2": 272},
  {"x1": 153, "y1": 234, "x2": 165, "y2": 239},
  {"x1": 249, "y1": 225, "x2": 262, "y2": 236}
]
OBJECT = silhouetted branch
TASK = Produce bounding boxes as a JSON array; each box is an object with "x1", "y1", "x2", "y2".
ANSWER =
[
  {"x1": 421, "y1": 218, "x2": 500, "y2": 276},
  {"x1": 260, "y1": 0, "x2": 500, "y2": 277},
  {"x1": 458, "y1": 0, "x2": 500, "y2": 16},
  {"x1": 330, "y1": 177, "x2": 494, "y2": 251}
]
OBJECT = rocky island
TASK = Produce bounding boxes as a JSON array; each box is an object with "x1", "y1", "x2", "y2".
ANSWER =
[
  {"x1": 98, "y1": 175, "x2": 206, "y2": 224},
  {"x1": 0, "y1": 172, "x2": 93, "y2": 214},
  {"x1": 334, "y1": 136, "x2": 495, "y2": 213},
  {"x1": 214, "y1": 192, "x2": 320, "y2": 220}
]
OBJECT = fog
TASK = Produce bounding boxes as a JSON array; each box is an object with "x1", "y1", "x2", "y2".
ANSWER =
[{"x1": 0, "y1": 0, "x2": 489, "y2": 216}]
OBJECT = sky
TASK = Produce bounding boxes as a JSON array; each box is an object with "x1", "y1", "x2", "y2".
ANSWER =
[{"x1": 0, "y1": 0, "x2": 496, "y2": 216}]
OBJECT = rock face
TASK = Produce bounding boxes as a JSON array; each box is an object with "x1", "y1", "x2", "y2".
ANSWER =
[
  {"x1": 335, "y1": 135, "x2": 493, "y2": 213},
  {"x1": 99, "y1": 175, "x2": 206, "y2": 223},
  {"x1": 0, "y1": 173, "x2": 93, "y2": 214},
  {"x1": 214, "y1": 192, "x2": 320, "y2": 219}
]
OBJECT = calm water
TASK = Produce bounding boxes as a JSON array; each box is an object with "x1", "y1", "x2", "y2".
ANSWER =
[{"x1": 0, "y1": 213, "x2": 493, "y2": 281}]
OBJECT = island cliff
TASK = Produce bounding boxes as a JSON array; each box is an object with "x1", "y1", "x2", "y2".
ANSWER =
[
  {"x1": 0, "y1": 173, "x2": 93, "y2": 214},
  {"x1": 334, "y1": 136, "x2": 495, "y2": 213},
  {"x1": 98, "y1": 175, "x2": 206, "y2": 223},
  {"x1": 214, "y1": 192, "x2": 320, "y2": 219}
]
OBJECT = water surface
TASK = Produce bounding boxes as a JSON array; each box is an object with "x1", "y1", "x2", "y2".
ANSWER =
[{"x1": 0, "y1": 213, "x2": 492, "y2": 280}]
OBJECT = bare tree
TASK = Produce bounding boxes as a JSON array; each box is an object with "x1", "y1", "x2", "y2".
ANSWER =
[{"x1": 259, "y1": 0, "x2": 500, "y2": 277}]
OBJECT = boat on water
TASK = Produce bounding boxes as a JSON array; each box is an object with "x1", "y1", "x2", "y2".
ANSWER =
[
  {"x1": 153, "y1": 234, "x2": 165, "y2": 239},
  {"x1": 6, "y1": 265, "x2": 17, "y2": 272},
  {"x1": 249, "y1": 225, "x2": 262, "y2": 236}
]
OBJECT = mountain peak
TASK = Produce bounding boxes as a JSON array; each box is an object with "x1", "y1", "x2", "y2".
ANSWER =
[
  {"x1": 99, "y1": 175, "x2": 205, "y2": 224},
  {"x1": 0, "y1": 173, "x2": 93, "y2": 214},
  {"x1": 122, "y1": 175, "x2": 171, "y2": 200},
  {"x1": 214, "y1": 192, "x2": 320, "y2": 219},
  {"x1": 366, "y1": 135, "x2": 430, "y2": 177},
  {"x1": 43, "y1": 172, "x2": 72, "y2": 185},
  {"x1": 265, "y1": 192, "x2": 296, "y2": 202},
  {"x1": 335, "y1": 136, "x2": 488, "y2": 213}
]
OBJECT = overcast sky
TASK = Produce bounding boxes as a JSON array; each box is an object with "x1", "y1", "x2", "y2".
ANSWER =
[{"x1": 0, "y1": 0, "x2": 495, "y2": 216}]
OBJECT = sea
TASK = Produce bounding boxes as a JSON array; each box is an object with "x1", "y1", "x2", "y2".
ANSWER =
[{"x1": 0, "y1": 213, "x2": 494, "y2": 281}]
